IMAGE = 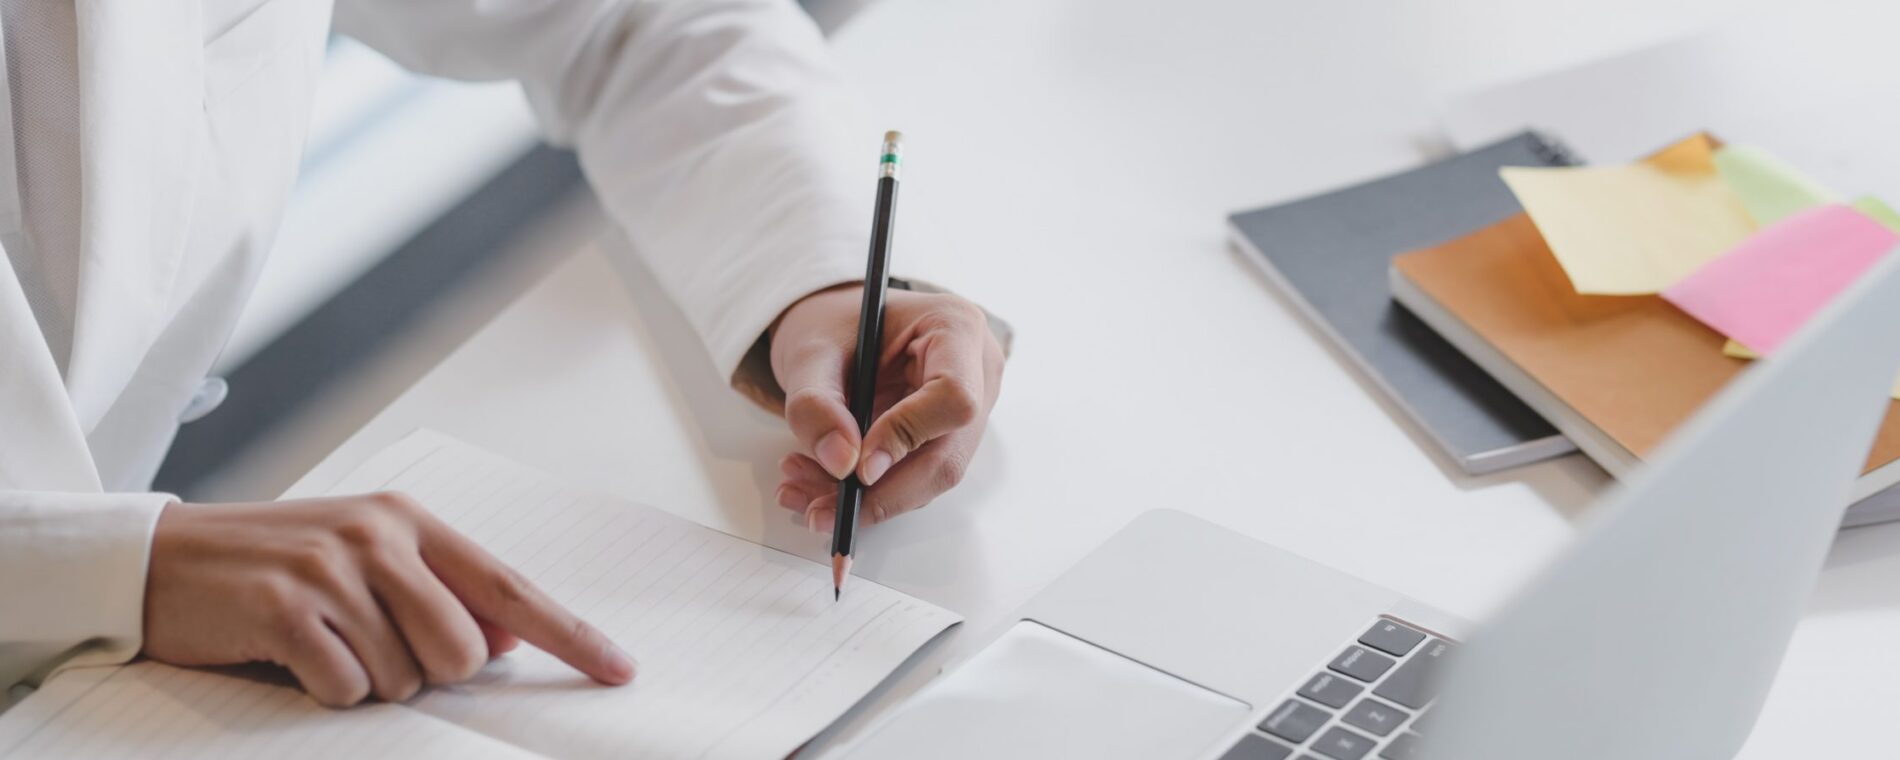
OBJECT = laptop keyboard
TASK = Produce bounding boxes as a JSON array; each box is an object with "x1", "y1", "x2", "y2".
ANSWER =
[{"x1": 1217, "y1": 617, "x2": 1455, "y2": 760}]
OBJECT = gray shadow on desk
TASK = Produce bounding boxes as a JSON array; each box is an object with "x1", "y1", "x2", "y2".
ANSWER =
[
  {"x1": 850, "y1": 430, "x2": 1007, "y2": 592},
  {"x1": 591, "y1": 232, "x2": 798, "y2": 539},
  {"x1": 1224, "y1": 241, "x2": 1607, "y2": 523},
  {"x1": 797, "y1": 620, "x2": 964, "y2": 758}
]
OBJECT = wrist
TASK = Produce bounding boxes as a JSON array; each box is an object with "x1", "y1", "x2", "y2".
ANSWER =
[{"x1": 769, "y1": 281, "x2": 860, "y2": 344}]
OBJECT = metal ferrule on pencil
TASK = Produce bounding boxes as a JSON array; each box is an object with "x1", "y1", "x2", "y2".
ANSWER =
[{"x1": 879, "y1": 131, "x2": 903, "y2": 179}]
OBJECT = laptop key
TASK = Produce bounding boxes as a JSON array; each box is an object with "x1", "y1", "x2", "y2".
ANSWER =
[
  {"x1": 1298, "y1": 672, "x2": 1364, "y2": 709},
  {"x1": 1341, "y1": 698, "x2": 1409, "y2": 737},
  {"x1": 1372, "y1": 639, "x2": 1454, "y2": 709},
  {"x1": 1409, "y1": 708, "x2": 1433, "y2": 735},
  {"x1": 1310, "y1": 726, "x2": 1376, "y2": 760},
  {"x1": 1327, "y1": 646, "x2": 1396, "y2": 683},
  {"x1": 1379, "y1": 732, "x2": 1422, "y2": 760},
  {"x1": 1220, "y1": 733, "x2": 1294, "y2": 760},
  {"x1": 1259, "y1": 699, "x2": 1331, "y2": 744},
  {"x1": 1357, "y1": 620, "x2": 1426, "y2": 657}
]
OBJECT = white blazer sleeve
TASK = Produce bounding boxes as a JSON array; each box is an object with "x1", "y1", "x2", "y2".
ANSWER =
[
  {"x1": 0, "y1": 491, "x2": 170, "y2": 704},
  {"x1": 333, "y1": 0, "x2": 877, "y2": 386}
]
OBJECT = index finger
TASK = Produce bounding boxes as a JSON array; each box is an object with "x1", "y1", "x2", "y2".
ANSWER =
[{"x1": 418, "y1": 523, "x2": 636, "y2": 685}]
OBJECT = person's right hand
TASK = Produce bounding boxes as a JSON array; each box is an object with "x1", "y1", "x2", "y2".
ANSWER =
[{"x1": 141, "y1": 493, "x2": 635, "y2": 707}]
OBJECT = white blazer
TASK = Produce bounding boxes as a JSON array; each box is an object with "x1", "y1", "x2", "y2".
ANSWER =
[{"x1": 0, "y1": 0, "x2": 884, "y2": 700}]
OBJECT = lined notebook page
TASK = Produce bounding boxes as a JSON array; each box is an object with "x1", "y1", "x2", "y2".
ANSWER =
[
  {"x1": 0, "y1": 663, "x2": 534, "y2": 759},
  {"x1": 0, "y1": 431, "x2": 959, "y2": 759},
  {"x1": 342, "y1": 432, "x2": 961, "y2": 758}
]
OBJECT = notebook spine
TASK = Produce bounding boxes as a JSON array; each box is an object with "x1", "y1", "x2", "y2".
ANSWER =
[{"x1": 1528, "y1": 130, "x2": 1583, "y2": 167}]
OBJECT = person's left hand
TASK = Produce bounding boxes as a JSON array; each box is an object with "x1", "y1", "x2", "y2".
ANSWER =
[{"x1": 769, "y1": 285, "x2": 1004, "y2": 532}]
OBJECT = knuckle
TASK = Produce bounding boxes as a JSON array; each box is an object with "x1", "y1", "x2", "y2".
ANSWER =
[
  {"x1": 784, "y1": 387, "x2": 845, "y2": 426},
  {"x1": 321, "y1": 678, "x2": 371, "y2": 708},
  {"x1": 910, "y1": 311, "x2": 959, "y2": 338},
  {"x1": 784, "y1": 387, "x2": 825, "y2": 415},
  {"x1": 286, "y1": 540, "x2": 338, "y2": 577},
  {"x1": 259, "y1": 579, "x2": 312, "y2": 634},
  {"x1": 309, "y1": 686, "x2": 354, "y2": 709},
  {"x1": 932, "y1": 455, "x2": 970, "y2": 492},
  {"x1": 358, "y1": 546, "x2": 406, "y2": 582},
  {"x1": 335, "y1": 510, "x2": 400, "y2": 552},
  {"x1": 567, "y1": 618, "x2": 597, "y2": 649},
  {"x1": 281, "y1": 543, "x2": 354, "y2": 601},
  {"x1": 943, "y1": 296, "x2": 988, "y2": 327},
  {"x1": 921, "y1": 295, "x2": 986, "y2": 331},
  {"x1": 277, "y1": 627, "x2": 368, "y2": 708},
  {"x1": 937, "y1": 378, "x2": 982, "y2": 427},
  {"x1": 489, "y1": 567, "x2": 534, "y2": 608},
  {"x1": 370, "y1": 490, "x2": 421, "y2": 514},
  {"x1": 886, "y1": 413, "x2": 926, "y2": 451},
  {"x1": 333, "y1": 517, "x2": 376, "y2": 549},
  {"x1": 378, "y1": 672, "x2": 423, "y2": 703},
  {"x1": 434, "y1": 639, "x2": 488, "y2": 683}
]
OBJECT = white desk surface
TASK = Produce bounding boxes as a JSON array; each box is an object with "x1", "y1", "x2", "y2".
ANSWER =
[{"x1": 289, "y1": 0, "x2": 1900, "y2": 755}]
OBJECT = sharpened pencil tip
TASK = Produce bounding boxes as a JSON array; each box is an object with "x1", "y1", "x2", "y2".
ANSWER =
[{"x1": 831, "y1": 553, "x2": 852, "y2": 600}]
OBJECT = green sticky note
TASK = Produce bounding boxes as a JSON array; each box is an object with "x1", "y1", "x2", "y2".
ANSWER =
[
  {"x1": 1713, "y1": 144, "x2": 1840, "y2": 226},
  {"x1": 1851, "y1": 196, "x2": 1900, "y2": 233}
]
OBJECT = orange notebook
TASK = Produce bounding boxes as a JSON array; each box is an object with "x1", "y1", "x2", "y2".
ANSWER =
[{"x1": 1389, "y1": 212, "x2": 1900, "y2": 500}]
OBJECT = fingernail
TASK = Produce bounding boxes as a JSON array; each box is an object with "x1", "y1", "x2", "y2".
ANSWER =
[
  {"x1": 862, "y1": 450, "x2": 895, "y2": 485},
  {"x1": 816, "y1": 432, "x2": 857, "y2": 480},
  {"x1": 806, "y1": 507, "x2": 836, "y2": 534},
  {"x1": 775, "y1": 484, "x2": 810, "y2": 511},
  {"x1": 604, "y1": 644, "x2": 637, "y2": 683}
]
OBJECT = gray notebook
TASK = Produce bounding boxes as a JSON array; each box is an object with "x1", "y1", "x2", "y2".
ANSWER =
[{"x1": 1227, "y1": 132, "x2": 1577, "y2": 474}]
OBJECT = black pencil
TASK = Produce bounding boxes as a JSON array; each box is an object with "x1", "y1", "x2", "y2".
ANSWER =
[{"x1": 833, "y1": 130, "x2": 903, "y2": 600}]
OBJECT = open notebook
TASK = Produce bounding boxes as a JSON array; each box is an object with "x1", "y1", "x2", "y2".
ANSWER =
[{"x1": 0, "y1": 431, "x2": 961, "y2": 759}]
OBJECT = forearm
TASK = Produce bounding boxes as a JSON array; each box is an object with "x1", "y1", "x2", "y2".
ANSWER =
[
  {"x1": 334, "y1": 0, "x2": 1013, "y2": 414},
  {"x1": 547, "y1": 0, "x2": 877, "y2": 380},
  {"x1": 337, "y1": 0, "x2": 873, "y2": 380}
]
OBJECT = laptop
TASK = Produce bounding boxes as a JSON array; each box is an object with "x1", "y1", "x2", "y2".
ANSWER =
[{"x1": 832, "y1": 250, "x2": 1900, "y2": 759}]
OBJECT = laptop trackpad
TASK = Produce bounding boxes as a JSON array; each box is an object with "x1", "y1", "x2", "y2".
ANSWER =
[{"x1": 835, "y1": 620, "x2": 1250, "y2": 759}]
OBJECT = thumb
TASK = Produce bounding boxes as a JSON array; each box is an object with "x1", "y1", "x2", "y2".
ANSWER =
[{"x1": 775, "y1": 338, "x2": 862, "y2": 481}]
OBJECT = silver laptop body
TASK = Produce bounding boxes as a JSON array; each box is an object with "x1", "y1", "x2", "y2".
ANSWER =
[{"x1": 835, "y1": 250, "x2": 1900, "y2": 760}]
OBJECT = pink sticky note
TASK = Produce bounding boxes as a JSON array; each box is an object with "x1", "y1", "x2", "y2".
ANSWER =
[{"x1": 1664, "y1": 204, "x2": 1899, "y2": 355}]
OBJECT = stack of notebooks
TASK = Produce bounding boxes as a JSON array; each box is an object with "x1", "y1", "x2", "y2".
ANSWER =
[{"x1": 1232, "y1": 132, "x2": 1900, "y2": 526}]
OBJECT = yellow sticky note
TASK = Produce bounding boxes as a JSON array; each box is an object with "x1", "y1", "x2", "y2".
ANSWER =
[
  {"x1": 1712, "y1": 145, "x2": 1840, "y2": 226},
  {"x1": 1501, "y1": 133, "x2": 1757, "y2": 295}
]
